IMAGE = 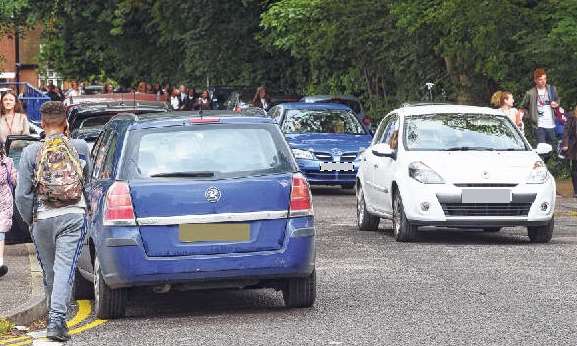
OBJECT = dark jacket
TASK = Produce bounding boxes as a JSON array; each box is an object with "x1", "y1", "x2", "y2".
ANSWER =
[
  {"x1": 561, "y1": 113, "x2": 577, "y2": 160},
  {"x1": 520, "y1": 85, "x2": 560, "y2": 126}
]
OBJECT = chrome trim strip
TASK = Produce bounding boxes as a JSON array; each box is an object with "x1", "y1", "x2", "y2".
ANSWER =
[
  {"x1": 103, "y1": 219, "x2": 137, "y2": 226},
  {"x1": 137, "y1": 210, "x2": 289, "y2": 225}
]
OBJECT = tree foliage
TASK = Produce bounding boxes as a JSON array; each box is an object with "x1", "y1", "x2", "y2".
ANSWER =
[{"x1": 9, "y1": 0, "x2": 577, "y2": 115}]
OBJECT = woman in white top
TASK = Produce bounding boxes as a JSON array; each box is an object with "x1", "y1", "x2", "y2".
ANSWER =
[
  {"x1": 0, "y1": 91, "x2": 30, "y2": 144},
  {"x1": 493, "y1": 91, "x2": 523, "y2": 131}
]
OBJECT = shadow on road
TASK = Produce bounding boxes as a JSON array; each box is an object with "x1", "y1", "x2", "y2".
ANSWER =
[
  {"x1": 310, "y1": 186, "x2": 355, "y2": 195},
  {"x1": 366, "y1": 225, "x2": 564, "y2": 245},
  {"x1": 124, "y1": 288, "x2": 294, "y2": 319}
]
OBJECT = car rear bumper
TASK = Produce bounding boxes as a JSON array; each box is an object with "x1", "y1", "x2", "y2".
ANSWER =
[{"x1": 95, "y1": 217, "x2": 315, "y2": 289}]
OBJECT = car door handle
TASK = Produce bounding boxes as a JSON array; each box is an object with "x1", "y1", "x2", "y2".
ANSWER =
[{"x1": 373, "y1": 164, "x2": 378, "y2": 168}]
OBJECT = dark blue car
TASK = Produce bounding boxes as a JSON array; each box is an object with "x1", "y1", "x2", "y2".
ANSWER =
[
  {"x1": 268, "y1": 103, "x2": 373, "y2": 189},
  {"x1": 74, "y1": 112, "x2": 316, "y2": 318}
]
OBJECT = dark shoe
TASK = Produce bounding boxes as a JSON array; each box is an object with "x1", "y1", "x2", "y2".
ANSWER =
[
  {"x1": 0, "y1": 265, "x2": 7, "y2": 278},
  {"x1": 46, "y1": 318, "x2": 70, "y2": 342}
]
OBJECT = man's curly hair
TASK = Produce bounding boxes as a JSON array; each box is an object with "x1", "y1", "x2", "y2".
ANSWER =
[{"x1": 40, "y1": 101, "x2": 66, "y2": 117}]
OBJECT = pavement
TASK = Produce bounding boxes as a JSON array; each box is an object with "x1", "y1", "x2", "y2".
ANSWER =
[
  {"x1": 0, "y1": 192, "x2": 575, "y2": 345},
  {"x1": 0, "y1": 243, "x2": 46, "y2": 327},
  {"x1": 0, "y1": 245, "x2": 32, "y2": 314}
]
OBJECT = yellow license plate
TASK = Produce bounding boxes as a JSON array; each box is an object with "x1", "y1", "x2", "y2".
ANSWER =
[{"x1": 178, "y1": 223, "x2": 250, "y2": 242}]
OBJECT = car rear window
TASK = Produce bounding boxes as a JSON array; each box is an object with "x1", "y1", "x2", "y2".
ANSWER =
[{"x1": 121, "y1": 123, "x2": 296, "y2": 180}]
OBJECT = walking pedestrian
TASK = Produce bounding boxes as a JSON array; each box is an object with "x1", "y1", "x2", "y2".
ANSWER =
[
  {"x1": 15, "y1": 101, "x2": 92, "y2": 342},
  {"x1": 251, "y1": 86, "x2": 271, "y2": 111},
  {"x1": 0, "y1": 144, "x2": 17, "y2": 278},
  {"x1": 192, "y1": 90, "x2": 212, "y2": 110},
  {"x1": 561, "y1": 109, "x2": 577, "y2": 198},
  {"x1": 520, "y1": 68, "x2": 560, "y2": 147},
  {"x1": 46, "y1": 84, "x2": 63, "y2": 101},
  {"x1": 65, "y1": 81, "x2": 82, "y2": 98},
  {"x1": 170, "y1": 87, "x2": 182, "y2": 110},
  {"x1": 0, "y1": 90, "x2": 30, "y2": 144}
]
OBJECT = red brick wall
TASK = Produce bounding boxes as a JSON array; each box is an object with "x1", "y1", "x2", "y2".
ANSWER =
[{"x1": 1, "y1": 26, "x2": 42, "y2": 86}]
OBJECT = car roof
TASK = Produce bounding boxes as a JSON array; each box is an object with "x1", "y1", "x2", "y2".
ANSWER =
[
  {"x1": 300, "y1": 95, "x2": 360, "y2": 102},
  {"x1": 394, "y1": 104, "x2": 508, "y2": 117},
  {"x1": 114, "y1": 111, "x2": 276, "y2": 130},
  {"x1": 279, "y1": 102, "x2": 352, "y2": 111}
]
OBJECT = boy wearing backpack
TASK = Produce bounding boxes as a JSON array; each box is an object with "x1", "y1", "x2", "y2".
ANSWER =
[{"x1": 15, "y1": 101, "x2": 92, "y2": 342}]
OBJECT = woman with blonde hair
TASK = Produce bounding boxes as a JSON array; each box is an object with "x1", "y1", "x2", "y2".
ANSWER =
[
  {"x1": 0, "y1": 91, "x2": 30, "y2": 144},
  {"x1": 492, "y1": 91, "x2": 523, "y2": 131}
]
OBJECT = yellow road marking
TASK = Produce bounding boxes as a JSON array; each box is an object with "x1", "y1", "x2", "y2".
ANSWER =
[
  {"x1": 0, "y1": 300, "x2": 107, "y2": 345},
  {"x1": 67, "y1": 300, "x2": 91, "y2": 328},
  {"x1": 0, "y1": 336, "x2": 29, "y2": 345},
  {"x1": 69, "y1": 319, "x2": 108, "y2": 335},
  {"x1": 4, "y1": 340, "x2": 30, "y2": 346}
]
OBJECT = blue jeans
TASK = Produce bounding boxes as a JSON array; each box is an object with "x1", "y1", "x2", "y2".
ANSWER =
[{"x1": 535, "y1": 127, "x2": 558, "y2": 147}]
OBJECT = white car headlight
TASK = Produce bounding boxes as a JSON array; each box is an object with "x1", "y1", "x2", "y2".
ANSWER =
[
  {"x1": 292, "y1": 149, "x2": 315, "y2": 160},
  {"x1": 408, "y1": 161, "x2": 444, "y2": 184},
  {"x1": 526, "y1": 161, "x2": 549, "y2": 184}
]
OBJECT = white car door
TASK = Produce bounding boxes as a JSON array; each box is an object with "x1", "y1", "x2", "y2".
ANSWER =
[
  {"x1": 361, "y1": 117, "x2": 389, "y2": 207},
  {"x1": 372, "y1": 115, "x2": 399, "y2": 215}
]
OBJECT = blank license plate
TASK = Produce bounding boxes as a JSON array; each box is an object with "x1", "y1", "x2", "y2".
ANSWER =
[
  {"x1": 179, "y1": 224, "x2": 250, "y2": 242},
  {"x1": 319, "y1": 162, "x2": 354, "y2": 171},
  {"x1": 461, "y1": 189, "x2": 511, "y2": 204}
]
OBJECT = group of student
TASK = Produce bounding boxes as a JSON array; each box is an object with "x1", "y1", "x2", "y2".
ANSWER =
[{"x1": 491, "y1": 68, "x2": 577, "y2": 197}]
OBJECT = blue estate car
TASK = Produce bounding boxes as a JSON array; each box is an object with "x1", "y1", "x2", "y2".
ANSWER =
[
  {"x1": 74, "y1": 112, "x2": 316, "y2": 318},
  {"x1": 268, "y1": 103, "x2": 373, "y2": 189}
]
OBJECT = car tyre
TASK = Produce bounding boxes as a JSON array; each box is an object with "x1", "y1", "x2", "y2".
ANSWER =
[
  {"x1": 73, "y1": 268, "x2": 94, "y2": 300},
  {"x1": 527, "y1": 218, "x2": 554, "y2": 243},
  {"x1": 392, "y1": 192, "x2": 417, "y2": 242},
  {"x1": 94, "y1": 257, "x2": 127, "y2": 319},
  {"x1": 282, "y1": 270, "x2": 316, "y2": 308},
  {"x1": 483, "y1": 227, "x2": 501, "y2": 233},
  {"x1": 356, "y1": 185, "x2": 379, "y2": 231}
]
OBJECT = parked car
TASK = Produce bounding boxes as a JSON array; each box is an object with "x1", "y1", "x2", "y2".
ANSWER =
[
  {"x1": 300, "y1": 95, "x2": 371, "y2": 126},
  {"x1": 73, "y1": 112, "x2": 316, "y2": 318},
  {"x1": 356, "y1": 103, "x2": 556, "y2": 242},
  {"x1": 67, "y1": 102, "x2": 169, "y2": 149},
  {"x1": 269, "y1": 102, "x2": 372, "y2": 189},
  {"x1": 4, "y1": 135, "x2": 39, "y2": 244}
]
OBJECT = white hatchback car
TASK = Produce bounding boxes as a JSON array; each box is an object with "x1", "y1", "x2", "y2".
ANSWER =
[{"x1": 356, "y1": 104, "x2": 555, "y2": 242}]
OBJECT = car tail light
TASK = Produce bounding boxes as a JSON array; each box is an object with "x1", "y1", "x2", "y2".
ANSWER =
[
  {"x1": 289, "y1": 173, "x2": 314, "y2": 217},
  {"x1": 103, "y1": 182, "x2": 136, "y2": 226}
]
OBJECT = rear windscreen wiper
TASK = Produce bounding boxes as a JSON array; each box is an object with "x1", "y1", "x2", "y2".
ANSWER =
[
  {"x1": 149, "y1": 171, "x2": 215, "y2": 178},
  {"x1": 444, "y1": 146, "x2": 495, "y2": 151}
]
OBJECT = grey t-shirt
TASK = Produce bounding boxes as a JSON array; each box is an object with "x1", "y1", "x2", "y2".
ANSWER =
[{"x1": 15, "y1": 138, "x2": 92, "y2": 225}]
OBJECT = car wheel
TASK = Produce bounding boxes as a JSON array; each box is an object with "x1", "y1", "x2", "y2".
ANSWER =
[
  {"x1": 527, "y1": 217, "x2": 554, "y2": 243},
  {"x1": 282, "y1": 270, "x2": 316, "y2": 308},
  {"x1": 94, "y1": 257, "x2": 127, "y2": 319},
  {"x1": 392, "y1": 192, "x2": 417, "y2": 242},
  {"x1": 73, "y1": 267, "x2": 94, "y2": 300},
  {"x1": 483, "y1": 227, "x2": 501, "y2": 233},
  {"x1": 356, "y1": 185, "x2": 379, "y2": 231}
]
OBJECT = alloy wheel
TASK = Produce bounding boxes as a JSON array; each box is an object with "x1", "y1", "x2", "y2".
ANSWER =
[
  {"x1": 94, "y1": 258, "x2": 101, "y2": 313},
  {"x1": 393, "y1": 195, "x2": 401, "y2": 236},
  {"x1": 357, "y1": 190, "x2": 365, "y2": 225}
]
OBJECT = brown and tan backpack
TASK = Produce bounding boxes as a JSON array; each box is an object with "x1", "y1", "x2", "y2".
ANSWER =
[{"x1": 34, "y1": 134, "x2": 84, "y2": 208}]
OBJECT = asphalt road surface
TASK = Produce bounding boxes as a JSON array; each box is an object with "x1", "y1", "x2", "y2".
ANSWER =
[{"x1": 69, "y1": 188, "x2": 577, "y2": 345}]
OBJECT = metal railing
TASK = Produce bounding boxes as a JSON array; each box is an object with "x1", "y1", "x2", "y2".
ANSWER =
[{"x1": 0, "y1": 82, "x2": 50, "y2": 123}]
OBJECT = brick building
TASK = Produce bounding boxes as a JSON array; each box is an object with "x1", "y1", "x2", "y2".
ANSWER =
[{"x1": 0, "y1": 26, "x2": 49, "y2": 87}]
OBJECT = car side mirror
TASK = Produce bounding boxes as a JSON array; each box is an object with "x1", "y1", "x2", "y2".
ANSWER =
[
  {"x1": 534, "y1": 143, "x2": 553, "y2": 155},
  {"x1": 372, "y1": 143, "x2": 396, "y2": 159}
]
